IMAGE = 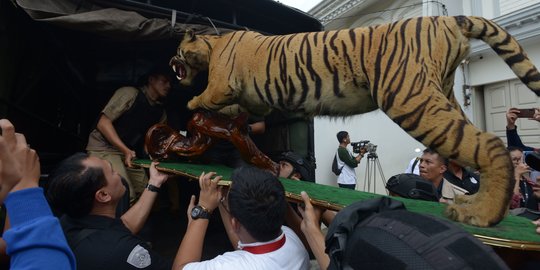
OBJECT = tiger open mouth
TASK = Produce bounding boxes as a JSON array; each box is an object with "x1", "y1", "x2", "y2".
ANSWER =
[{"x1": 169, "y1": 56, "x2": 187, "y2": 81}]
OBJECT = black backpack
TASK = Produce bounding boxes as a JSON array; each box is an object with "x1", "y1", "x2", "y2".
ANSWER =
[
  {"x1": 325, "y1": 197, "x2": 508, "y2": 270},
  {"x1": 332, "y1": 153, "x2": 343, "y2": 176}
]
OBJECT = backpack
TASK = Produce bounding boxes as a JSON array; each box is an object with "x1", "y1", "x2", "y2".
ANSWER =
[
  {"x1": 325, "y1": 197, "x2": 508, "y2": 270},
  {"x1": 332, "y1": 153, "x2": 343, "y2": 176}
]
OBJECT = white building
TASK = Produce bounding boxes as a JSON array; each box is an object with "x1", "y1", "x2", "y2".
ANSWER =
[{"x1": 309, "y1": 0, "x2": 540, "y2": 193}]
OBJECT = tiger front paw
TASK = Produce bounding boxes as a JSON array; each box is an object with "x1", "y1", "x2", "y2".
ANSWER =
[{"x1": 187, "y1": 96, "x2": 201, "y2": 110}]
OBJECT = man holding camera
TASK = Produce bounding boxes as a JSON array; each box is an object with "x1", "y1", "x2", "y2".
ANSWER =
[
  {"x1": 506, "y1": 107, "x2": 540, "y2": 152},
  {"x1": 506, "y1": 107, "x2": 540, "y2": 182},
  {"x1": 335, "y1": 131, "x2": 366, "y2": 190}
]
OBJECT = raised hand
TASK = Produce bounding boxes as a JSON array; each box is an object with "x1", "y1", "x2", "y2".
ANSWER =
[
  {"x1": 297, "y1": 191, "x2": 323, "y2": 234},
  {"x1": 123, "y1": 149, "x2": 136, "y2": 167},
  {"x1": 0, "y1": 119, "x2": 40, "y2": 200},
  {"x1": 506, "y1": 107, "x2": 520, "y2": 129},
  {"x1": 533, "y1": 108, "x2": 540, "y2": 122},
  {"x1": 198, "y1": 172, "x2": 222, "y2": 212},
  {"x1": 514, "y1": 162, "x2": 530, "y2": 179},
  {"x1": 148, "y1": 161, "x2": 168, "y2": 188},
  {"x1": 0, "y1": 119, "x2": 23, "y2": 198}
]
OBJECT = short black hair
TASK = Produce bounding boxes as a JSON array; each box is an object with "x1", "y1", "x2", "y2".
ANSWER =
[
  {"x1": 507, "y1": 146, "x2": 523, "y2": 153},
  {"x1": 138, "y1": 65, "x2": 173, "y2": 86},
  {"x1": 422, "y1": 148, "x2": 448, "y2": 166},
  {"x1": 228, "y1": 166, "x2": 287, "y2": 242},
  {"x1": 47, "y1": 153, "x2": 107, "y2": 218},
  {"x1": 337, "y1": 131, "x2": 348, "y2": 143}
]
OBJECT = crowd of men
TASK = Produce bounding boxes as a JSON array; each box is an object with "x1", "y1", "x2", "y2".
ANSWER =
[{"x1": 0, "y1": 66, "x2": 539, "y2": 269}]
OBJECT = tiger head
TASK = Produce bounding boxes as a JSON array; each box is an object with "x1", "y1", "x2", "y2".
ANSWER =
[{"x1": 169, "y1": 30, "x2": 215, "y2": 86}]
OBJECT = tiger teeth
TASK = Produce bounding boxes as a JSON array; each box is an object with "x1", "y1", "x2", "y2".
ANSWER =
[
  {"x1": 176, "y1": 75, "x2": 182, "y2": 80},
  {"x1": 172, "y1": 65, "x2": 177, "y2": 72}
]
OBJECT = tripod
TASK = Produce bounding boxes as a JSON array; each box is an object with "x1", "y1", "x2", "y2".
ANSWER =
[{"x1": 362, "y1": 153, "x2": 387, "y2": 194}]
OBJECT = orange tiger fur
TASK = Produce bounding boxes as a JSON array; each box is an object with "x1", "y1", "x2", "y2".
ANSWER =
[{"x1": 170, "y1": 16, "x2": 540, "y2": 227}]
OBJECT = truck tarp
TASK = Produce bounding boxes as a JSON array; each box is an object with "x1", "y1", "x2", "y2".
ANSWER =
[{"x1": 15, "y1": 0, "x2": 231, "y2": 40}]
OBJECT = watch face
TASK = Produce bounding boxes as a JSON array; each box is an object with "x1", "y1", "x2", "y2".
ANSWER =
[
  {"x1": 191, "y1": 205, "x2": 211, "y2": 219},
  {"x1": 191, "y1": 207, "x2": 201, "y2": 219}
]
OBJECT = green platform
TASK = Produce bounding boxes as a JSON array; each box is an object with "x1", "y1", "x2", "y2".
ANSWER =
[{"x1": 134, "y1": 159, "x2": 540, "y2": 251}]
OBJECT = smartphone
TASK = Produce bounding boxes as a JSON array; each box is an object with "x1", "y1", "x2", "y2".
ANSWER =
[{"x1": 517, "y1": 108, "x2": 536, "y2": 118}]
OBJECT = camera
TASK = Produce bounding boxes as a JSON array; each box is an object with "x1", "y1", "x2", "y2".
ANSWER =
[
  {"x1": 351, "y1": 140, "x2": 377, "y2": 155},
  {"x1": 524, "y1": 151, "x2": 540, "y2": 171}
]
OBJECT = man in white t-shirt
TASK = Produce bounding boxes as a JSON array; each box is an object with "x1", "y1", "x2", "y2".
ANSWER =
[
  {"x1": 404, "y1": 157, "x2": 421, "y2": 175},
  {"x1": 173, "y1": 166, "x2": 310, "y2": 270},
  {"x1": 335, "y1": 131, "x2": 366, "y2": 190}
]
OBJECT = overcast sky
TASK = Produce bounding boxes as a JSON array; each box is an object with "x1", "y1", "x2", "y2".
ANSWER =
[{"x1": 276, "y1": 0, "x2": 320, "y2": 12}]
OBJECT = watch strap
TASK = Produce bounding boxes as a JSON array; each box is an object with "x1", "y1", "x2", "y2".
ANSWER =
[
  {"x1": 146, "y1": 183, "x2": 160, "y2": 192},
  {"x1": 191, "y1": 205, "x2": 211, "y2": 219}
]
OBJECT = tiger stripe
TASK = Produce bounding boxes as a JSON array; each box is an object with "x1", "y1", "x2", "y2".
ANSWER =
[{"x1": 175, "y1": 16, "x2": 540, "y2": 226}]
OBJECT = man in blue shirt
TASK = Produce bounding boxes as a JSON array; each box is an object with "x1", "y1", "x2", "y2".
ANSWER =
[{"x1": 0, "y1": 119, "x2": 75, "y2": 269}]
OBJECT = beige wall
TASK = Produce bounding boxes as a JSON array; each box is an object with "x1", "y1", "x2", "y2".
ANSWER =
[
  {"x1": 311, "y1": 1, "x2": 540, "y2": 192},
  {"x1": 312, "y1": 0, "x2": 426, "y2": 191}
]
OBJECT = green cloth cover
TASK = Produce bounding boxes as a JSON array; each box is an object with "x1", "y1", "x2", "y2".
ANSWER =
[{"x1": 134, "y1": 159, "x2": 540, "y2": 248}]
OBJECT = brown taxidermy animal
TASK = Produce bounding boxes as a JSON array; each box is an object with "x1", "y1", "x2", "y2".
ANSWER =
[{"x1": 170, "y1": 16, "x2": 540, "y2": 227}]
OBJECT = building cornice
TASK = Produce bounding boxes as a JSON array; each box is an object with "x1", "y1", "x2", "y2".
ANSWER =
[
  {"x1": 470, "y1": 3, "x2": 540, "y2": 56},
  {"x1": 311, "y1": 0, "x2": 376, "y2": 25}
]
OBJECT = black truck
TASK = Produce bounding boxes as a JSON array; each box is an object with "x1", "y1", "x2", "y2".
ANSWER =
[{"x1": 1, "y1": 0, "x2": 322, "y2": 175}]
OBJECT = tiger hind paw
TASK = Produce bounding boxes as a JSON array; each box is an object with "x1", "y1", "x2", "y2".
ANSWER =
[
  {"x1": 444, "y1": 202, "x2": 502, "y2": 227},
  {"x1": 453, "y1": 194, "x2": 476, "y2": 205}
]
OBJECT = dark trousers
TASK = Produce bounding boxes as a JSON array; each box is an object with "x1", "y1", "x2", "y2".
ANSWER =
[{"x1": 338, "y1": 184, "x2": 356, "y2": 190}]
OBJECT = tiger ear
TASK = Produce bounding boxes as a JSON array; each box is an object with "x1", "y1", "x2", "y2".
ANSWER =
[{"x1": 184, "y1": 29, "x2": 196, "y2": 42}]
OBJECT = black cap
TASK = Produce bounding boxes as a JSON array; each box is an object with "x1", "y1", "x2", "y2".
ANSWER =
[
  {"x1": 278, "y1": 152, "x2": 315, "y2": 182},
  {"x1": 386, "y1": 173, "x2": 439, "y2": 202}
]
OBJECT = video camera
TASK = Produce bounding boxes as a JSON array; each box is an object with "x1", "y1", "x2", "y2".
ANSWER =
[{"x1": 351, "y1": 140, "x2": 378, "y2": 155}]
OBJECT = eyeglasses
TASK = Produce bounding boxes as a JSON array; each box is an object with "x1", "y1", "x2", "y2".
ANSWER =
[{"x1": 511, "y1": 157, "x2": 522, "y2": 163}]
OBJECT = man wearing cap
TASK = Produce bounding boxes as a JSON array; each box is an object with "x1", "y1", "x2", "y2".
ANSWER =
[
  {"x1": 277, "y1": 151, "x2": 315, "y2": 182},
  {"x1": 277, "y1": 151, "x2": 336, "y2": 251},
  {"x1": 386, "y1": 173, "x2": 439, "y2": 202}
]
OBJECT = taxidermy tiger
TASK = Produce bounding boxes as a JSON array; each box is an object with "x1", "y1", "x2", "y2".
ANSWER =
[{"x1": 170, "y1": 16, "x2": 540, "y2": 227}]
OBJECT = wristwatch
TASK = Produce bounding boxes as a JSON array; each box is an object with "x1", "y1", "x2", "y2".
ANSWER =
[
  {"x1": 146, "y1": 183, "x2": 160, "y2": 192},
  {"x1": 191, "y1": 205, "x2": 211, "y2": 220}
]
